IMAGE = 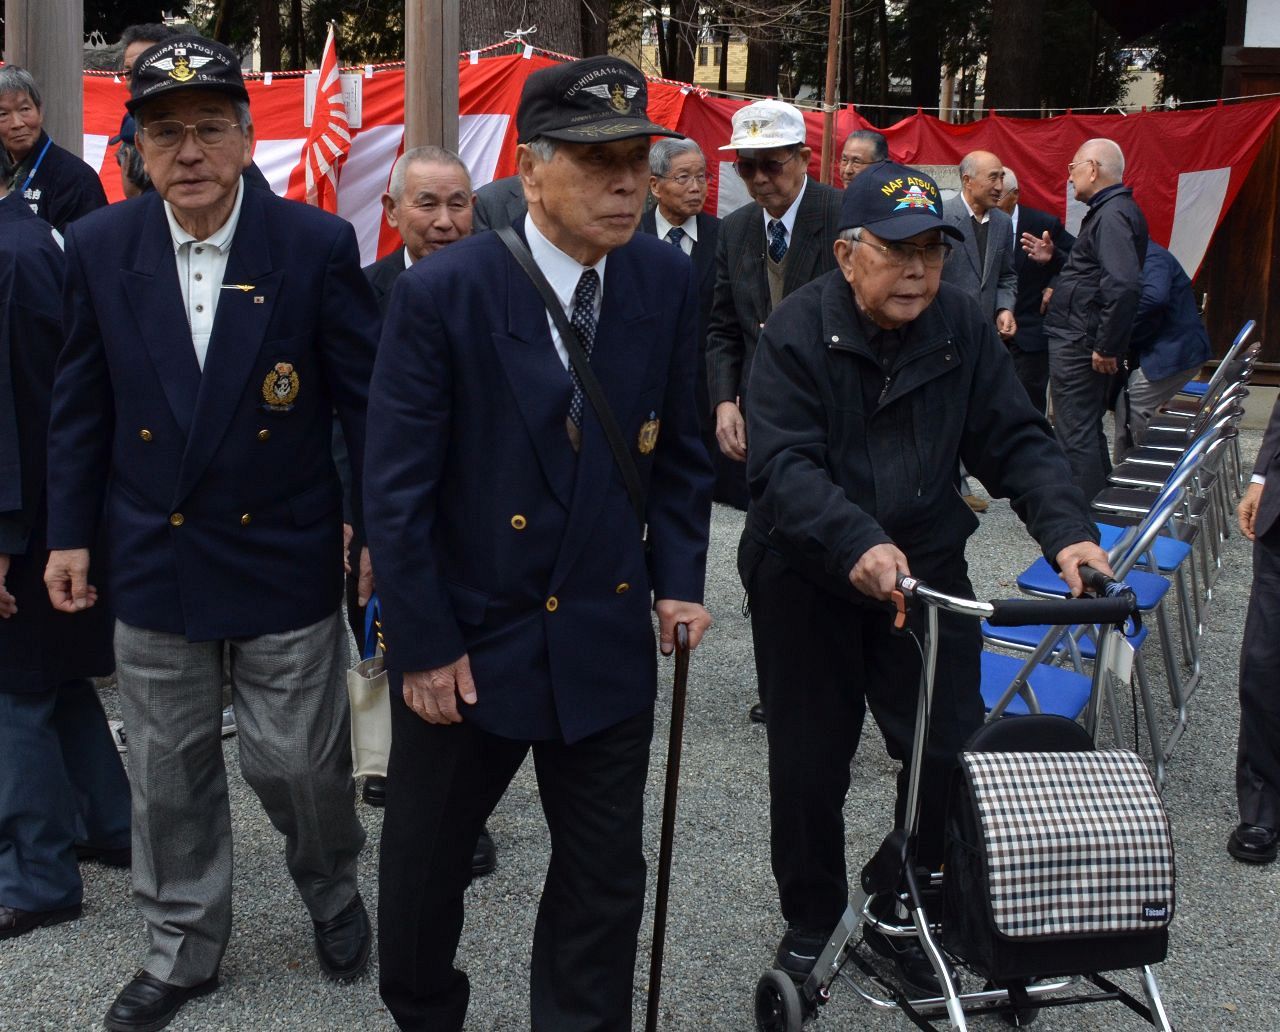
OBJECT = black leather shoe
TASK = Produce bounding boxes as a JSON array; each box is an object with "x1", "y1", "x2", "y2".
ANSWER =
[
  {"x1": 361, "y1": 776, "x2": 387, "y2": 807},
  {"x1": 1228, "y1": 823, "x2": 1278, "y2": 864},
  {"x1": 863, "y1": 923, "x2": 954, "y2": 999},
  {"x1": 773, "y1": 925, "x2": 830, "y2": 981},
  {"x1": 472, "y1": 826, "x2": 497, "y2": 877},
  {"x1": 749, "y1": 702, "x2": 767, "y2": 724},
  {"x1": 76, "y1": 842, "x2": 132, "y2": 868},
  {"x1": 103, "y1": 970, "x2": 218, "y2": 1032},
  {"x1": 314, "y1": 893, "x2": 371, "y2": 980},
  {"x1": 0, "y1": 902, "x2": 81, "y2": 940}
]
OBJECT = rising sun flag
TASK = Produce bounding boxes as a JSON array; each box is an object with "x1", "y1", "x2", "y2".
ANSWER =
[{"x1": 287, "y1": 23, "x2": 350, "y2": 210}]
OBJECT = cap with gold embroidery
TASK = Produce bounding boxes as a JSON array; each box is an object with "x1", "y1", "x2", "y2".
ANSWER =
[
  {"x1": 838, "y1": 161, "x2": 964, "y2": 242},
  {"x1": 126, "y1": 35, "x2": 249, "y2": 113},
  {"x1": 516, "y1": 56, "x2": 682, "y2": 145},
  {"x1": 719, "y1": 99, "x2": 807, "y2": 151}
]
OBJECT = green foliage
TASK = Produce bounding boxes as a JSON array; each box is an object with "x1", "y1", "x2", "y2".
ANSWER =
[{"x1": 1140, "y1": 0, "x2": 1227, "y2": 104}]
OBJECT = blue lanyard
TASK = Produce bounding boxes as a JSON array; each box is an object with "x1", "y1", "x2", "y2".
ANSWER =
[{"x1": 20, "y1": 137, "x2": 52, "y2": 195}]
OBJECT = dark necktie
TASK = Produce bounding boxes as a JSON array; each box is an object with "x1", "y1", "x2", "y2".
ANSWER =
[
  {"x1": 667, "y1": 226, "x2": 686, "y2": 249},
  {"x1": 568, "y1": 268, "x2": 600, "y2": 431},
  {"x1": 767, "y1": 219, "x2": 788, "y2": 263}
]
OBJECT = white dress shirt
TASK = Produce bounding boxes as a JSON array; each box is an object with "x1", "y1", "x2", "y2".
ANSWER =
[
  {"x1": 163, "y1": 180, "x2": 245, "y2": 371},
  {"x1": 760, "y1": 174, "x2": 808, "y2": 246},
  {"x1": 523, "y1": 213, "x2": 606, "y2": 371},
  {"x1": 654, "y1": 207, "x2": 697, "y2": 257},
  {"x1": 960, "y1": 192, "x2": 990, "y2": 225}
]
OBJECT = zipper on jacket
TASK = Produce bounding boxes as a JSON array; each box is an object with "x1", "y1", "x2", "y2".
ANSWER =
[{"x1": 878, "y1": 374, "x2": 892, "y2": 406}]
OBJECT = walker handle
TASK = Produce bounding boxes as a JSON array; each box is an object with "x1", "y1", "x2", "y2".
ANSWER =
[{"x1": 986, "y1": 594, "x2": 1136, "y2": 627}]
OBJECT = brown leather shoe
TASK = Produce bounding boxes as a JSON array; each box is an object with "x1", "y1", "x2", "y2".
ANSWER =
[
  {"x1": 0, "y1": 902, "x2": 81, "y2": 940},
  {"x1": 962, "y1": 493, "x2": 989, "y2": 513}
]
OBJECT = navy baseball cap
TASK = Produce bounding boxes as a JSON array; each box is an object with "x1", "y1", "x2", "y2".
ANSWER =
[
  {"x1": 109, "y1": 113, "x2": 136, "y2": 146},
  {"x1": 516, "y1": 56, "x2": 681, "y2": 144},
  {"x1": 838, "y1": 161, "x2": 962, "y2": 242},
  {"x1": 126, "y1": 35, "x2": 249, "y2": 113}
]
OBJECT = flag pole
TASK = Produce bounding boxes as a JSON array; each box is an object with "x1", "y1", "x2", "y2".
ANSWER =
[{"x1": 819, "y1": 0, "x2": 843, "y2": 185}]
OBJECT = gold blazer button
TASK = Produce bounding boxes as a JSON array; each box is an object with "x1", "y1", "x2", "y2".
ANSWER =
[
  {"x1": 545, "y1": 596, "x2": 559, "y2": 612},
  {"x1": 169, "y1": 513, "x2": 184, "y2": 527},
  {"x1": 511, "y1": 514, "x2": 527, "y2": 530}
]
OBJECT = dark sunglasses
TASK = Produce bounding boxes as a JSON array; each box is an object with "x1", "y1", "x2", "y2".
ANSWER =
[{"x1": 734, "y1": 149, "x2": 800, "y2": 179}]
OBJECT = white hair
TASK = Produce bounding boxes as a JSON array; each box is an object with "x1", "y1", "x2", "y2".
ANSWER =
[
  {"x1": 1081, "y1": 138, "x2": 1124, "y2": 179},
  {"x1": 1002, "y1": 166, "x2": 1018, "y2": 192}
]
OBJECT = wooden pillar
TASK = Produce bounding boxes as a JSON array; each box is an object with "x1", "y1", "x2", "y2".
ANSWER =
[
  {"x1": 4, "y1": 0, "x2": 84, "y2": 157},
  {"x1": 405, "y1": 0, "x2": 459, "y2": 152}
]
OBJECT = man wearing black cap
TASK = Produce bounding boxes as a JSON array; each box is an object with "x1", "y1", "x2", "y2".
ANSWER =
[
  {"x1": 739, "y1": 161, "x2": 1109, "y2": 994},
  {"x1": 43, "y1": 35, "x2": 378, "y2": 1031},
  {"x1": 364, "y1": 56, "x2": 713, "y2": 1030}
]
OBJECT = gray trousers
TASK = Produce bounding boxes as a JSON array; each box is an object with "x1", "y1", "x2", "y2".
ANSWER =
[
  {"x1": 1048, "y1": 334, "x2": 1114, "y2": 502},
  {"x1": 1114, "y1": 364, "x2": 1201, "y2": 461},
  {"x1": 114, "y1": 610, "x2": 365, "y2": 986}
]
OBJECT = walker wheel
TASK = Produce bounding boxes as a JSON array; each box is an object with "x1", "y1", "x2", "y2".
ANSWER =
[{"x1": 754, "y1": 969, "x2": 804, "y2": 1031}]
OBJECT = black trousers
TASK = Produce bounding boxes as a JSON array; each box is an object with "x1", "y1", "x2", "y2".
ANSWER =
[
  {"x1": 748, "y1": 551, "x2": 983, "y2": 931},
  {"x1": 1007, "y1": 340, "x2": 1050, "y2": 417},
  {"x1": 1238, "y1": 523, "x2": 1280, "y2": 830},
  {"x1": 1048, "y1": 334, "x2": 1114, "y2": 502},
  {"x1": 378, "y1": 683, "x2": 654, "y2": 1032}
]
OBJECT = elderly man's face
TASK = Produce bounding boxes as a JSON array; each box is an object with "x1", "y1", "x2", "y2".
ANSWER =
[
  {"x1": 962, "y1": 152, "x2": 1004, "y2": 214},
  {"x1": 0, "y1": 90, "x2": 43, "y2": 161},
  {"x1": 838, "y1": 138, "x2": 879, "y2": 185},
  {"x1": 1067, "y1": 148, "x2": 1101, "y2": 202},
  {"x1": 384, "y1": 160, "x2": 474, "y2": 262},
  {"x1": 736, "y1": 145, "x2": 810, "y2": 218},
  {"x1": 136, "y1": 91, "x2": 252, "y2": 225},
  {"x1": 835, "y1": 227, "x2": 945, "y2": 329},
  {"x1": 997, "y1": 186, "x2": 1018, "y2": 216},
  {"x1": 650, "y1": 150, "x2": 708, "y2": 222},
  {"x1": 520, "y1": 137, "x2": 650, "y2": 265}
]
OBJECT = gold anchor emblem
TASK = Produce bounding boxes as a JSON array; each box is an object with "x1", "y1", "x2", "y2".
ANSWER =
[
  {"x1": 610, "y1": 83, "x2": 630, "y2": 113},
  {"x1": 169, "y1": 55, "x2": 195, "y2": 82}
]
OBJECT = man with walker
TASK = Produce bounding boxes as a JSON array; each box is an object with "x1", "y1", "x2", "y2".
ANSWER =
[{"x1": 738, "y1": 162, "x2": 1112, "y2": 996}]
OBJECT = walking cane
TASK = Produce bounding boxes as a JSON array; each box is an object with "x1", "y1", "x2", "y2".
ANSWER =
[{"x1": 645, "y1": 622, "x2": 691, "y2": 1032}]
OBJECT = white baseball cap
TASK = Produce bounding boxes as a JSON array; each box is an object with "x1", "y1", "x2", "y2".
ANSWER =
[{"x1": 719, "y1": 99, "x2": 808, "y2": 151}]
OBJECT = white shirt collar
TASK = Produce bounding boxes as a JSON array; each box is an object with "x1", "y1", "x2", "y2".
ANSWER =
[
  {"x1": 403, "y1": 245, "x2": 415, "y2": 270},
  {"x1": 654, "y1": 207, "x2": 698, "y2": 245},
  {"x1": 761, "y1": 175, "x2": 808, "y2": 239},
  {"x1": 523, "y1": 211, "x2": 607, "y2": 315},
  {"x1": 1010, "y1": 204, "x2": 1019, "y2": 237},
  {"x1": 164, "y1": 178, "x2": 244, "y2": 253},
  {"x1": 959, "y1": 191, "x2": 990, "y2": 225}
]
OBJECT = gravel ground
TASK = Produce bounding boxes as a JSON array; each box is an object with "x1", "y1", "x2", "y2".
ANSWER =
[{"x1": 3, "y1": 425, "x2": 1277, "y2": 1032}]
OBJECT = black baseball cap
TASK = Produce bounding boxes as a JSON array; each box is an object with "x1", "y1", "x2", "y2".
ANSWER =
[
  {"x1": 516, "y1": 56, "x2": 682, "y2": 145},
  {"x1": 126, "y1": 35, "x2": 249, "y2": 113},
  {"x1": 838, "y1": 161, "x2": 963, "y2": 242}
]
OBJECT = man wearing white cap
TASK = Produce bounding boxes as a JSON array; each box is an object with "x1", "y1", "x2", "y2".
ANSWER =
[{"x1": 705, "y1": 100, "x2": 842, "y2": 722}]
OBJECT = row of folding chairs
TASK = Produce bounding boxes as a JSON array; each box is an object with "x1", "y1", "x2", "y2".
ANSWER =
[{"x1": 976, "y1": 319, "x2": 1259, "y2": 790}]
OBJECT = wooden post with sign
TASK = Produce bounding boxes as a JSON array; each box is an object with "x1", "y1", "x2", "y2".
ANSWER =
[
  {"x1": 405, "y1": 0, "x2": 460, "y2": 151},
  {"x1": 3, "y1": 0, "x2": 84, "y2": 157}
]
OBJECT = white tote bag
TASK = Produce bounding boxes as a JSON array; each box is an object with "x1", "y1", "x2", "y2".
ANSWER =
[{"x1": 347, "y1": 597, "x2": 391, "y2": 778}]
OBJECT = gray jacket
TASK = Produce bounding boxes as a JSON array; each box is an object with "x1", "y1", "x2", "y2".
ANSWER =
[{"x1": 941, "y1": 195, "x2": 1017, "y2": 319}]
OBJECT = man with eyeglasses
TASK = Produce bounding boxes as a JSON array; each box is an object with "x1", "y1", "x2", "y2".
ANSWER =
[
  {"x1": 1043, "y1": 138, "x2": 1148, "y2": 501},
  {"x1": 707, "y1": 99, "x2": 842, "y2": 720},
  {"x1": 641, "y1": 138, "x2": 730, "y2": 501},
  {"x1": 43, "y1": 36, "x2": 379, "y2": 1031},
  {"x1": 837, "y1": 128, "x2": 887, "y2": 186},
  {"x1": 739, "y1": 161, "x2": 1108, "y2": 995}
]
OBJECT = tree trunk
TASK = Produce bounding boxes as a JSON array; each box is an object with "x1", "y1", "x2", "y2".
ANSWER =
[
  {"x1": 984, "y1": 0, "x2": 1042, "y2": 111},
  {"x1": 663, "y1": 0, "x2": 699, "y2": 84},
  {"x1": 839, "y1": 0, "x2": 857, "y2": 103},
  {"x1": 876, "y1": 0, "x2": 888, "y2": 108},
  {"x1": 461, "y1": 0, "x2": 581, "y2": 55},
  {"x1": 744, "y1": 37, "x2": 780, "y2": 96},
  {"x1": 717, "y1": 22, "x2": 730, "y2": 92},
  {"x1": 580, "y1": 0, "x2": 610, "y2": 57},
  {"x1": 257, "y1": 0, "x2": 282, "y2": 71},
  {"x1": 906, "y1": 0, "x2": 941, "y2": 110},
  {"x1": 287, "y1": 0, "x2": 304, "y2": 69}
]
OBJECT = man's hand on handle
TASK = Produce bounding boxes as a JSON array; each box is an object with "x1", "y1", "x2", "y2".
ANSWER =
[
  {"x1": 655, "y1": 599, "x2": 712, "y2": 655},
  {"x1": 403, "y1": 655, "x2": 478, "y2": 724},
  {"x1": 849, "y1": 542, "x2": 911, "y2": 601},
  {"x1": 44, "y1": 548, "x2": 97, "y2": 613},
  {"x1": 715, "y1": 399, "x2": 747, "y2": 462},
  {"x1": 1054, "y1": 541, "x2": 1115, "y2": 597}
]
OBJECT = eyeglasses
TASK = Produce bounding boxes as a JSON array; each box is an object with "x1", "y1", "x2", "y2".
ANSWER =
[
  {"x1": 140, "y1": 118, "x2": 241, "y2": 150},
  {"x1": 657, "y1": 172, "x2": 708, "y2": 187},
  {"x1": 1067, "y1": 158, "x2": 1097, "y2": 173},
  {"x1": 734, "y1": 150, "x2": 799, "y2": 179},
  {"x1": 856, "y1": 238, "x2": 952, "y2": 268},
  {"x1": 838, "y1": 156, "x2": 871, "y2": 169}
]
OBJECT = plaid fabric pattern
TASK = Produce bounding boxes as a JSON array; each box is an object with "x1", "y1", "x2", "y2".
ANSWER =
[{"x1": 961, "y1": 749, "x2": 1175, "y2": 939}]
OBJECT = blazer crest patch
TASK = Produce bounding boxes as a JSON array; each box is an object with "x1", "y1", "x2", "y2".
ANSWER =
[
  {"x1": 262, "y1": 362, "x2": 299, "y2": 412},
  {"x1": 637, "y1": 411, "x2": 660, "y2": 454}
]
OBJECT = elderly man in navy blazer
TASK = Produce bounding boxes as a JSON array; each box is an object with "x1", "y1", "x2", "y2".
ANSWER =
[
  {"x1": 43, "y1": 36, "x2": 377, "y2": 1032},
  {"x1": 365, "y1": 57, "x2": 713, "y2": 1030}
]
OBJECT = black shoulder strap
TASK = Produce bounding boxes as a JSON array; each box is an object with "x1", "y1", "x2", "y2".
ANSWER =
[{"x1": 496, "y1": 224, "x2": 646, "y2": 530}]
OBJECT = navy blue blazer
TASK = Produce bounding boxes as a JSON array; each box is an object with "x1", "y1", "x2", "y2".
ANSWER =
[
  {"x1": 1128, "y1": 241, "x2": 1211, "y2": 382},
  {"x1": 0, "y1": 195, "x2": 115, "y2": 690},
  {"x1": 364, "y1": 218, "x2": 713, "y2": 744},
  {"x1": 1009, "y1": 204, "x2": 1074, "y2": 354},
  {"x1": 45, "y1": 187, "x2": 379, "y2": 641}
]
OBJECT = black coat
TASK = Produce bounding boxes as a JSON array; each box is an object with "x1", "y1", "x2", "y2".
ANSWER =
[
  {"x1": 1009, "y1": 204, "x2": 1074, "y2": 354},
  {"x1": 1043, "y1": 184, "x2": 1148, "y2": 357},
  {"x1": 364, "y1": 248, "x2": 406, "y2": 318},
  {"x1": 7, "y1": 130, "x2": 108, "y2": 234},
  {"x1": 705, "y1": 178, "x2": 843, "y2": 408},
  {"x1": 743, "y1": 272, "x2": 1096, "y2": 600},
  {"x1": 0, "y1": 195, "x2": 113, "y2": 691}
]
